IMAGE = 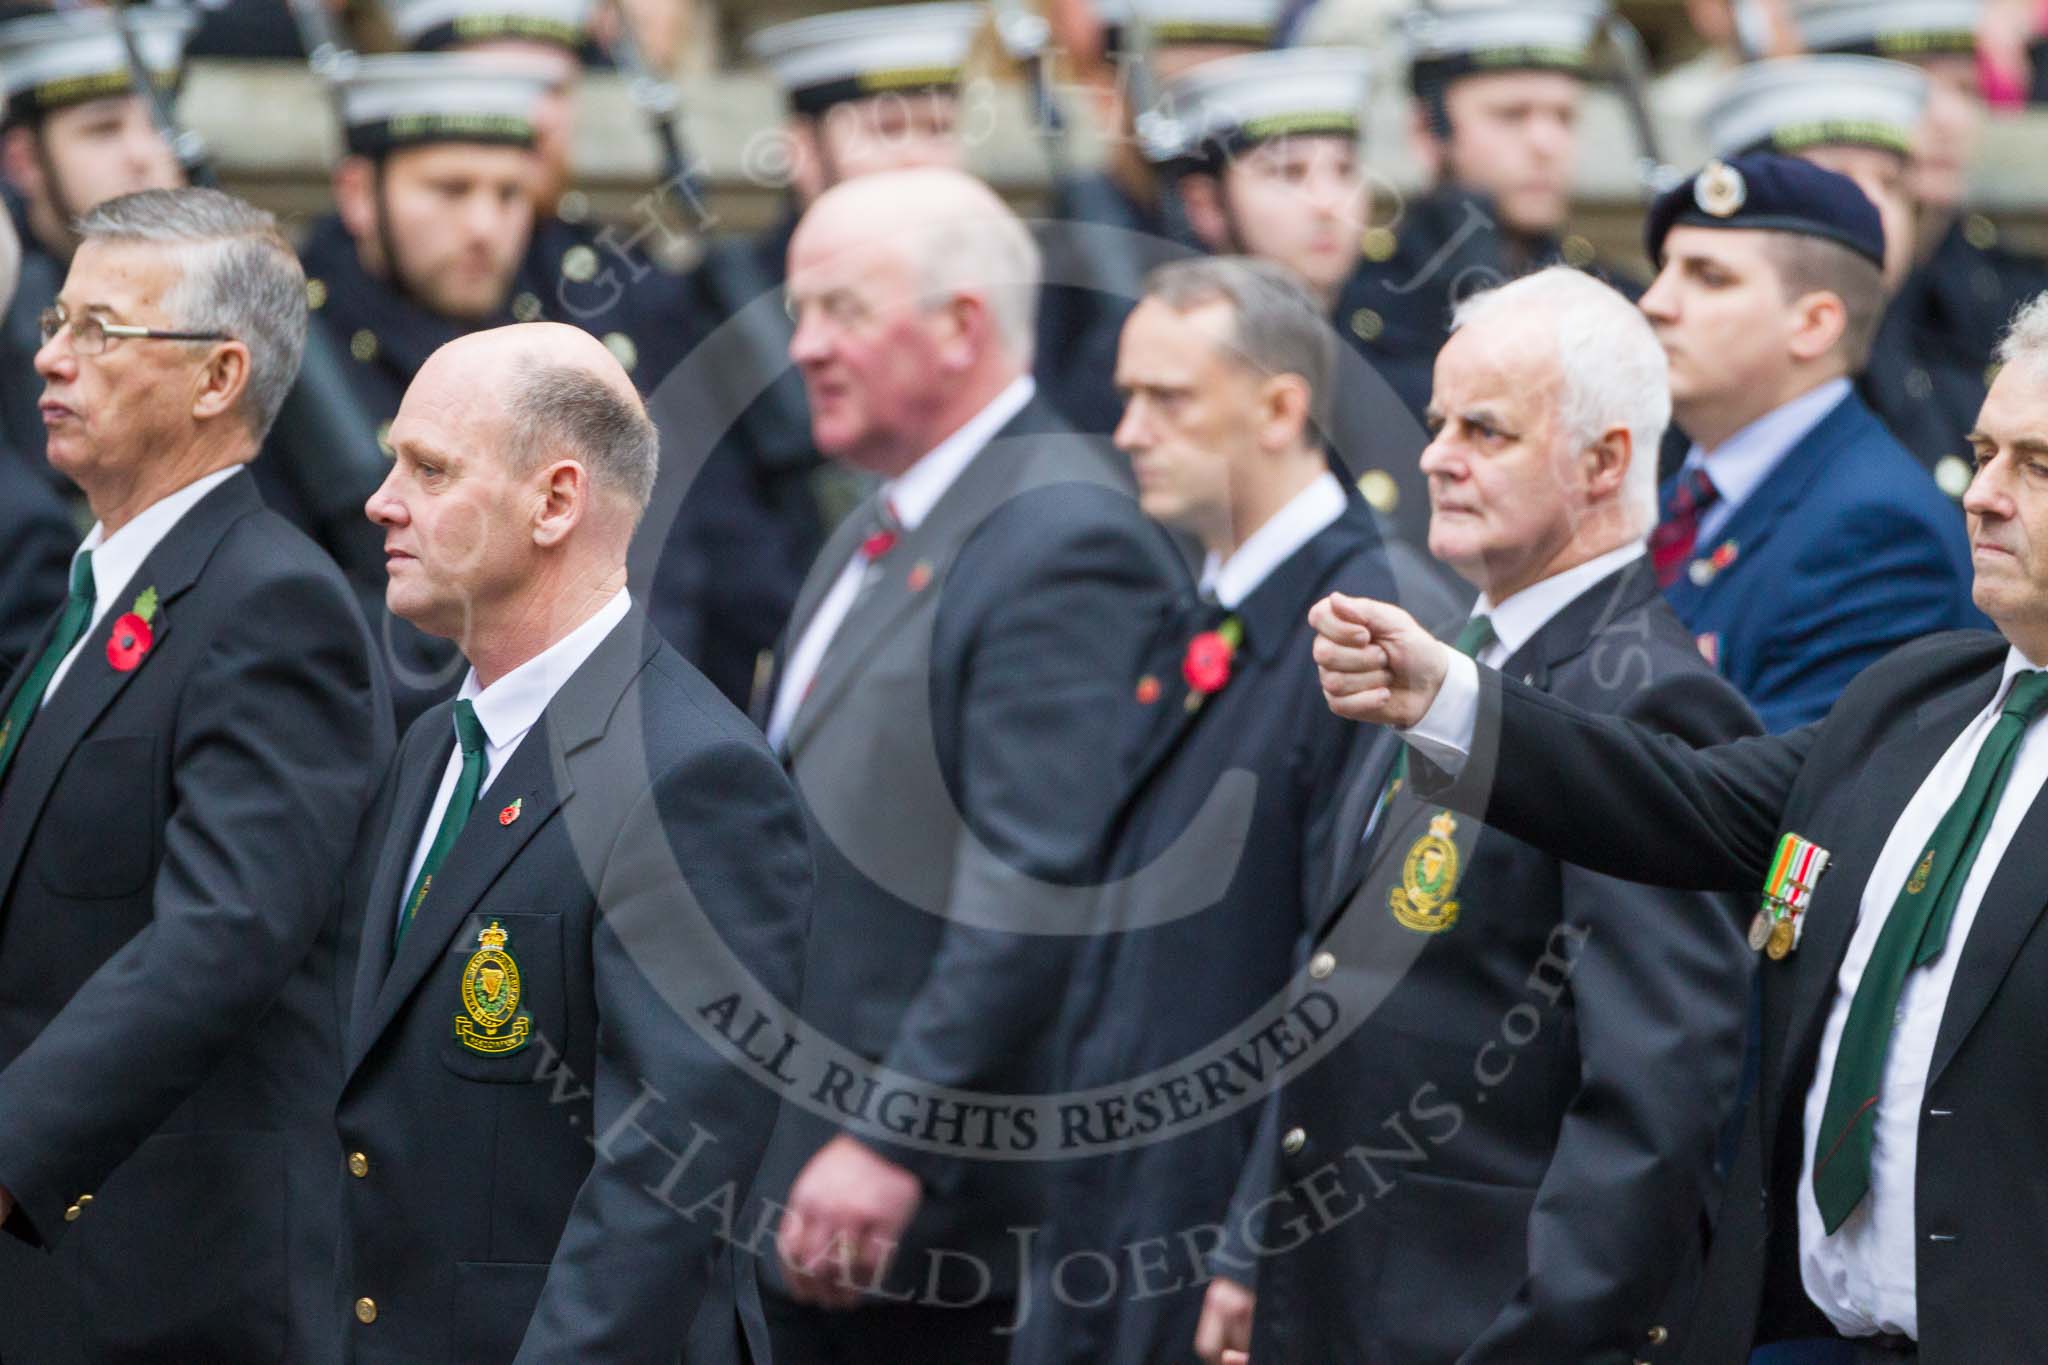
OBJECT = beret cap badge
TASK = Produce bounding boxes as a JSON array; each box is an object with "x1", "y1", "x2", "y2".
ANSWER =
[{"x1": 1695, "y1": 160, "x2": 1747, "y2": 217}]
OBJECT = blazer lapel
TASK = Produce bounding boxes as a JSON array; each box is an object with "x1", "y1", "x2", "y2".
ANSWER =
[
  {"x1": 0, "y1": 472, "x2": 259, "y2": 899},
  {"x1": 1927, "y1": 767, "x2": 2048, "y2": 1086},
  {"x1": 345, "y1": 613, "x2": 658, "y2": 1075},
  {"x1": 1318, "y1": 727, "x2": 1403, "y2": 931},
  {"x1": 344, "y1": 717, "x2": 456, "y2": 1067},
  {"x1": 779, "y1": 405, "x2": 1055, "y2": 759},
  {"x1": 1662, "y1": 393, "x2": 1862, "y2": 619},
  {"x1": 1759, "y1": 672, "x2": 1998, "y2": 1160}
]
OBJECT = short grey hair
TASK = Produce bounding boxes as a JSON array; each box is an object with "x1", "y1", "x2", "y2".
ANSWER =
[
  {"x1": 505, "y1": 357, "x2": 659, "y2": 514},
  {"x1": 75, "y1": 188, "x2": 307, "y2": 441},
  {"x1": 1995, "y1": 290, "x2": 2048, "y2": 373},
  {"x1": 1451, "y1": 266, "x2": 1669, "y2": 533},
  {"x1": 913, "y1": 202, "x2": 1042, "y2": 366},
  {"x1": 1140, "y1": 255, "x2": 1336, "y2": 434}
]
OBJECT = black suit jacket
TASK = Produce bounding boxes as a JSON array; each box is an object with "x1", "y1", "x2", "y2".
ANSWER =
[
  {"x1": 1010, "y1": 498, "x2": 1399, "y2": 1365},
  {"x1": 335, "y1": 609, "x2": 811, "y2": 1364},
  {"x1": 1412, "y1": 626, "x2": 2048, "y2": 1362},
  {"x1": 1246, "y1": 560, "x2": 1760, "y2": 1365},
  {"x1": 0, "y1": 468, "x2": 389, "y2": 1364},
  {"x1": 750, "y1": 395, "x2": 1186, "y2": 1304}
]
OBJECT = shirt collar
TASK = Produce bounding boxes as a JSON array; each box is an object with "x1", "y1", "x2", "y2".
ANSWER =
[
  {"x1": 1474, "y1": 541, "x2": 1646, "y2": 664},
  {"x1": 74, "y1": 465, "x2": 243, "y2": 618},
  {"x1": 1681, "y1": 377, "x2": 1851, "y2": 514},
  {"x1": 1198, "y1": 471, "x2": 1347, "y2": 609},
  {"x1": 883, "y1": 375, "x2": 1036, "y2": 531},
  {"x1": 456, "y1": 589, "x2": 632, "y2": 751}
]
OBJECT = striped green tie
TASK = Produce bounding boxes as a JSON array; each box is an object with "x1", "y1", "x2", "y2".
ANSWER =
[
  {"x1": 396, "y1": 699, "x2": 489, "y2": 949},
  {"x1": 0, "y1": 552, "x2": 95, "y2": 786}
]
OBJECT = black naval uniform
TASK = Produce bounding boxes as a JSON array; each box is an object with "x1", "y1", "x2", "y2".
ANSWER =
[
  {"x1": 0, "y1": 190, "x2": 66, "y2": 492},
  {"x1": 512, "y1": 212, "x2": 687, "y2": 393},
  {"x1": 285, "y1": 212, "x2": 496, "y2": 728},
  {"x1": 1033, "y1": 168, "x2": 1184, "y2": 438},
  {"x1": 0, "y1": 449, "x2": 72, "y2": 675},
  {"x1": 1337, "y1": 184, "x2": 1640, "y2": 501},
  {"x1": 645, "y1": 211, "x2": 840, "y2": 711},
  {"x1": 1862, "y1": 213, "x2": 2048, "y2": 500}
]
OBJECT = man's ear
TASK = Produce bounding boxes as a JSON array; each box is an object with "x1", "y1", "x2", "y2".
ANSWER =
[
  {"x1": 190, "y1": 341, "x2": 253, "y2": 425},
  {"x1": 532, "y1": 459, "x2": 588, "y2": 547},
  {"x1": 333, "y1": 156, "x2": 377, "y2": 245},
  {"x1": 1407, "y1": 100, "x2": 1447, "y2": 182},
  {"x1": 1583, "y1": 423, "x2": 1633, "y2": 503},
  {"x1": 1, "y1": 126, "x2": 44, "y2": 202},
  {"x1": 1787, "y1": 290, "x2": 1850, "y2": 365},
  {"x1": 1178, "y1": 173, "x2": 1229, "y2": 253},
  {"x1": 1257, "y1": 373, "x2": 1316, "y2": 454}
]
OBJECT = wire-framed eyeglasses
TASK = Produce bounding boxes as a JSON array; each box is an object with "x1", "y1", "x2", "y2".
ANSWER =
[{"x1": 38, "y1": 305, "x2": 230, "y2": 356}]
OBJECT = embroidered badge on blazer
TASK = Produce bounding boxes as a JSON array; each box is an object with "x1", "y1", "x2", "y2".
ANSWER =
[
  {"x1": 1391, "y1": 810, "x2": 1464, "y2": 934},
  {"x1": 454, "y1": 920, "x2": 532, "y2": 1055}
]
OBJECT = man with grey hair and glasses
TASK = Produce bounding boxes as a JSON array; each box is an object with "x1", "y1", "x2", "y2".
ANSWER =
[
  {"x1": 0, "y1": 186, "x2": 389, "y2": 1363},
  {"x1": 1207, "y1": 266, "x2": 1759, "y2": 1365},
  {"x1": 1313, "y1": 289, "x2": 2048, "y2": 1362}
]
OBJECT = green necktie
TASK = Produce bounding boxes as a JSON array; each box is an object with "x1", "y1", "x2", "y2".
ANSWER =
[
  {"x1": 0, "y1": 552, "x2": 95, "y2": 786},
  {"x1": 1813, "y1": 668, "x2": 2048, "y2": 1232},
  {"x1": 396, "y1": 699, "x2": 488, "y2": 949},
  {"x1": 1378, "y1": 613, "x2": 1497, "y2": 815}
]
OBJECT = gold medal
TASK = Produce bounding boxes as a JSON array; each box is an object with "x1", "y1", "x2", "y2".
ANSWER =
[{"x1": 1766, "y1": 918, "x2": 1795, "y2": 960}]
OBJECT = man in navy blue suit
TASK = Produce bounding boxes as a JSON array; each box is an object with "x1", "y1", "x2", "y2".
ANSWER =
[{"x1": 1640, "y1": 153, "x2": 1981, "y2": 732}]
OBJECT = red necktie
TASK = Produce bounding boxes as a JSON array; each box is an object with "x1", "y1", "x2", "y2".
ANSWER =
[{"x1": 1650, "y1": 467, "x2": 1721, "y2": 589}]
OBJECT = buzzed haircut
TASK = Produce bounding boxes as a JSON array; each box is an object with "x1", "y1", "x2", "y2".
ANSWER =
[
  {"x1": 504, "y1": 356, "x2": 659, "y2": 514},
  {"x1": 1755, "y1": 231, "x2": 1887, "y2": 373}
]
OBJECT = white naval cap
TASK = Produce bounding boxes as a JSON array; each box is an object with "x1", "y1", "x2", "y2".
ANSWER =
[
  {"x1": 0, "y1": 7, "x2": 194, "y2": 127},
  {"x1": 331, "y1": 52, "x2": 551, "y2": 156},
  {"x1": 1404, "y1": 0, "x2": 1607, "y2": 84},
  {"x1": 747, "y1": 4, "x2": 984, "y2": 117},
  {"x1": 1791, "y1": 0, "x2": 1981, "y2": 58},
  {"x1": 384, "y1": 0, "x2": 596, "y2": 52},
  {"x1": 1094, "y1": 0, "x2": 1283, "y2": 50},
  {"x1": 1703, "y1": 54, "x2": 1929, "y2": 160},
  {"x1": 1142, "y1": 45, "x2": 1371, "y2": 164}
]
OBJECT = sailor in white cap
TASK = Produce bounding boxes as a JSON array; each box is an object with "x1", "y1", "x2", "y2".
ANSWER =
[
  {"x1": 1035, "y1": 0, "x2": 1282, "y2": 439},
  {"x1": 296, "y1": 53, "x2": 551, "y2": 446},
  {"x1": 1792, "y1": 0, "x2": 2048, "y2": 492},
  {"x1": 1334, "y1": 0, "x2": 1626, "y2": 458},
  {"x1": 0, "y1": 7, "x2": 193, "y2": 478},
  {"x1": 1703, "y1": 53, "x2": 1928, "y2": 287}
]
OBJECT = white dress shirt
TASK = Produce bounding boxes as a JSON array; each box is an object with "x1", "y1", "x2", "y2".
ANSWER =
[
  {"x1": 1677, "y1": 377, "x2": 1850, "y2": 545},
  {"x1": 1406, "y1": 629, "x2": 2048, "y2": 1343},
  {"x1": 765, "y1": 375, "x2": 1036, "y2": 751},
  {"x1": 398, "y1": 589, "x2": 632, "y2": 919},
  {"x1": 1795, "y1": 647, "x2": 2048, "y2": 1340},
  {"x1": 1197, "y1": 471, "x2": 1346, "y2": 609},
  {"x1": 43, "y1": 464, "x2": 243, "y2": 705}
]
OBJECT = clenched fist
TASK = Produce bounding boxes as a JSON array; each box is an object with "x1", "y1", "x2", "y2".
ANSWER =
[{"x1": 1308, "y1": 593, "x2": 1451, "y2": 729}]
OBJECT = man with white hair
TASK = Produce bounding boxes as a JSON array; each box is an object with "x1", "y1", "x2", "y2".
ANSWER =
[
  {"x1": 1308, "y1": 290, "x2": 2048, "y2": 1360},
  {"x1": 1197, "y1": 266, "x2": 1759, "y2": 1364},
  {"x1": 752, "y1": 166, "x2": 1184, "y2": 1362}
]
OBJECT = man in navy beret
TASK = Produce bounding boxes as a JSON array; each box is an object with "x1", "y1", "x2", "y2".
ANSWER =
[{"x1": 1638, "y1": 152, "x2": 1982, "y2": 732}]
